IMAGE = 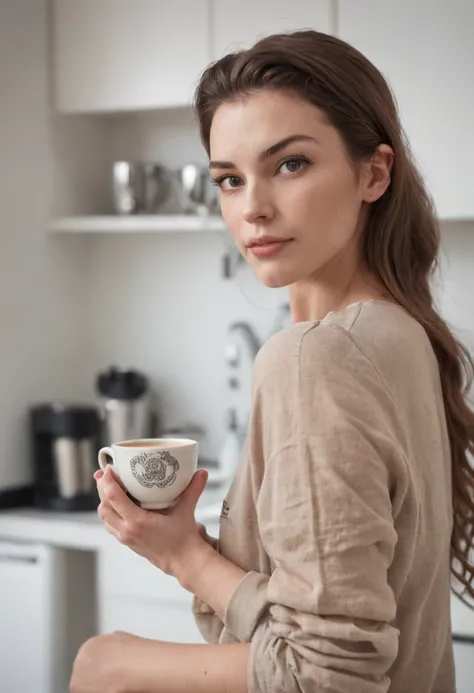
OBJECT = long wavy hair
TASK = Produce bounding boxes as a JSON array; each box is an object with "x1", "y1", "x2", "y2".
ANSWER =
[{"x1": 194, "y1": 30, "x2": 474, "y2": 604}]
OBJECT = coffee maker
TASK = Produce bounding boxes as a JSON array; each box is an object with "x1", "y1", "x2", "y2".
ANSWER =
[{"x1": 30, "y1": 403, "x2": 100, "y2": 511}]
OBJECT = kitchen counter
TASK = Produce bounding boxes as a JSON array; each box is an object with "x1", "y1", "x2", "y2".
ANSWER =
[
  {"x1": 0, "y1": 485, "x2": 225, "y2": 550},
  {"x1": 0, "y1": 507, "x2": 105, "y2": 549}
]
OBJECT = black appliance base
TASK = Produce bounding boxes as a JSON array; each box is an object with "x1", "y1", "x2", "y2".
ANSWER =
[
  {"x1": 0, "y1": 484, "x2": 35, "y2": 510},
  {"x1": 36, "y1": 492, "x2": 99, "y2": 512}
]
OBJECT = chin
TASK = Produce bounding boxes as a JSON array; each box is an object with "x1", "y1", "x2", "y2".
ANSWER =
[{"x1": 252, "y1": 264, "x2": 297, "y2": 289}]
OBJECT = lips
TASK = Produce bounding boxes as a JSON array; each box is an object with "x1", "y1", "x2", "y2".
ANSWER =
[
  {"x1": 247, "y1": 236, "x2": 289, "y2": 247},
  {"x1": 247, "y1": 237, "x2": 293, "y2": 258}
]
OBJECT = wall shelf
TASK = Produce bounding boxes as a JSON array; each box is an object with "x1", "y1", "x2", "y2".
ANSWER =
[{"x1": 49, "y1": 215, "x2": 227, "y2": 234}]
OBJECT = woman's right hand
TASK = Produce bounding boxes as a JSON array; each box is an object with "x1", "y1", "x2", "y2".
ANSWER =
[{"x1": 197, "y1": 523, "x2": 218, "y2": 551}]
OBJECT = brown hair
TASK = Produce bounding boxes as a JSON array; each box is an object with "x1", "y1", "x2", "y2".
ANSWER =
[{"x1": 194, "y1": 30, "x2": 474, "y2": 604}]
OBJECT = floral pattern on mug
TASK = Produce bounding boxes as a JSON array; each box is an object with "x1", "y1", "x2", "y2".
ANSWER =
[{"x1": 130, "y1": 450, "x2": 180, "y2": 489}]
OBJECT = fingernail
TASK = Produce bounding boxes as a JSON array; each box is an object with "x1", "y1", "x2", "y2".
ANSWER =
[{"x1": 94, "y1": 470, "x2": 104, "y2": 480}]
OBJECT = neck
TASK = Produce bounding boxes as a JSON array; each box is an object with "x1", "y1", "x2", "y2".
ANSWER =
[{"x1": 288, "y1": 244, "x2": 387, "y2": 323}]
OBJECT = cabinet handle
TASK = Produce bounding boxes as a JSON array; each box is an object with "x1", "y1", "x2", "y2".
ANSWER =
[
  {"x1": 0, "y1": 554, "x2": 38, "y2": 564},
  {"x1": 452, "y1": 634, "x2": 474, "y2": 644}
]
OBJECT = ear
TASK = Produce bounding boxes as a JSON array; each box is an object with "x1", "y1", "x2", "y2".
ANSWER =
[{"x1": 360, "y1": 144, "x2": 394, "y2": 203}]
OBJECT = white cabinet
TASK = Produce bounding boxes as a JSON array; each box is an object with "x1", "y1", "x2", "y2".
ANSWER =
[
  {"x1": 0, "y1": 542, "x2": 59, "y2": 693},
  {"x1": 97, "y1": 537, "x2": 204, "y2": 643},
  {"x1": 451, "y1": 592, "x2": 474, "y2": 637},
  {"x1": 337, "y1": 0, "x2": 474, "y2": 220},
  {"x1": 0, "y1": 542, "x2": 95, "y2": 693},
  {"x1": 211, "y1": 0, "x2": 333, "y2": 58},
  {"x1": 53, "y1": 0, "x2": 210, "y2": 113},
  {"x1": 451, "y1": 594, "x2": 474, "y2": 692},
  {"x1": 453, "y1": 640, "x2": 474, "y2": 693}
]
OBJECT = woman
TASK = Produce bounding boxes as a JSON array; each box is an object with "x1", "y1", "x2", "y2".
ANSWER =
[{"x1": 70, "y1": 30, "x2": 474, "y2": 693}]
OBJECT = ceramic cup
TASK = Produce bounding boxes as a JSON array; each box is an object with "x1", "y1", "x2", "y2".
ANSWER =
[{"x1": 98, "y1": 438, "x2": 198, "y2": 509}]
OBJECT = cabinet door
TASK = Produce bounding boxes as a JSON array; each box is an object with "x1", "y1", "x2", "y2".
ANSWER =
[
  {"x1": 211, "y1": 0, "x2": 333, "y2": 58},
  {"x1": 337, "y1": 0, "x2": 474, "y2": 220},
  {"x1": 0, "y1": 544, "x2": 53, "y2": 693},
  {"x1": 453, "y1": 640, "x2": 474, "y2": 693},
  {"x1": 97, "y1": 539, "x2": 205, "y2": 643},
  {"x1": 100, "y1": 595, "x2": 205, "y2": 643},
  {"x1": 53, "y1": 0, "x2": 210, "y2": 113}
]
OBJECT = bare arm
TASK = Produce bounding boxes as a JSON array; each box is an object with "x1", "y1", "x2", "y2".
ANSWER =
[
  {"x1": 71, "y1": 632, "x2": 250, "y2": 693},
  {"x1": 176, "y1": 539, "x2": 247, "y2": 622},
  {"x1": 125, "y1": 638, "x2": 250, "y2": 693}
]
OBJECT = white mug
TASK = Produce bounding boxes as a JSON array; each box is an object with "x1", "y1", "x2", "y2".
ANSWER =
[{"x1": 98, "y1": 438, "x2": 198, "y2": 510}]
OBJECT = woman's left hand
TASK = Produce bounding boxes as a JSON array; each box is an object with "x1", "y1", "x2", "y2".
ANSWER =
[{"x1": 95, "y1": 465, "x2": 211, "y2": 584}]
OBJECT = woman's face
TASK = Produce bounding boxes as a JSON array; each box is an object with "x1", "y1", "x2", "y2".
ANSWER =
[{"x1": 209, "y1": 89, "x2": 370, "y2": 288}]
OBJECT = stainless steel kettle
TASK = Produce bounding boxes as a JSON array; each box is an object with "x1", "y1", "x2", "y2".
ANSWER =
[{"x1": 96, "y1": 367, "x2": 155, "y2": 445}]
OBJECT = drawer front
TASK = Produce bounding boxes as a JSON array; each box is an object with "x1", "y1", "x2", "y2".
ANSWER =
[{"x1": 99, "y1": 535, "x2": 194, "y2": 603}]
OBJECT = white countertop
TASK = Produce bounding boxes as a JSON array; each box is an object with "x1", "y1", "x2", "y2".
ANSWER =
[
  {"x1": 0, "y1": 486, "x2": 224, "y2": 551},
  {"x1": 0, "y1": 508, "x2": 106, "y2": 549}
]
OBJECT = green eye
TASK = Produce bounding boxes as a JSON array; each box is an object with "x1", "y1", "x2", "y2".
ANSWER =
[{"x1": 278, "y1": 156, "x2": 312, "y2": 175}]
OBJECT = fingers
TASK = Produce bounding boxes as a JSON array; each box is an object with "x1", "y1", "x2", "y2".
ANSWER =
[
  {"x1": 196, "y1": 522, "x2": 207, "y2": 539},
  {"x1": 174, "y1": 469, "x2": 208, "y2": 514},
  {"x1": 196, "y1": 522, "x2": 217, "y2": 549},
  {"x1": 94, "y1": 466, "x2": 127, "y2": 492},
  {"x1": 99, "y1": 466, "x2": 142, "y2": 522},
  {"x1": 97, "y1": 497, "x2": 122, "y2": 531},
  {"x1": 95, "y1": 472, "x2": 106, "y2": 503},
  {"x1": 103, "y1": 520, "x2": 121, "y2": 542},
  {"x1": 96, "y1": 467, "x2": 137, "y2": 536}
]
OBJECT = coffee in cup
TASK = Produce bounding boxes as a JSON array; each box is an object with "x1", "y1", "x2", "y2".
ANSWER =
[{"x1": 98, "y1": 438, "x2": 198, "y2": 509}]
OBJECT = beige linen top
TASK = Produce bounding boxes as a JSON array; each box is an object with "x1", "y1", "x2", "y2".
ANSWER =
[{"x1": 193, "y1": 300, "x2": 455, "y2": 693}]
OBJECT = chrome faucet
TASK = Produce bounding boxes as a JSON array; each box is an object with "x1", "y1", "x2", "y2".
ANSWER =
[{"x1": 228, "y1": 321, "x2": 262, "y2": 361}]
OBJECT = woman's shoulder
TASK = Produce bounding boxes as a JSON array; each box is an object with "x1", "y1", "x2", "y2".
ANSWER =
[
  {"x1": 321, "y1": 299, "x2": 428, "y2": 350},
  {"x1": 254, "y1": 299, "x2": 432, "y2": 388},
  {"x1": 251, "y1": 301, "x2": 415, "y2": 452},
  {"x1": 252, "y1": 311, "x2": 359, "y2": 395}
]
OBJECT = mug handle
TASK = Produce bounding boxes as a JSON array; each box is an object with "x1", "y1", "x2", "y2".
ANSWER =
[{"x1": 98, "y1": 446, "x2": 115, "y2": 472}]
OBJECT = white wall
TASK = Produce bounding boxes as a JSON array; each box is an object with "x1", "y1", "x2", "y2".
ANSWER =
[
  {"x1": 0, "y1": 0, "x2": 96, "y2": 489},
  {"x1": 437, "y1": 223, "x2": 474, "y2": 355}
]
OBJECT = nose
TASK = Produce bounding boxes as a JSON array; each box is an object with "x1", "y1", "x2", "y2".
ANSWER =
[{"x1": 242, "y1": 181, "x2": 275, "y2": 225}]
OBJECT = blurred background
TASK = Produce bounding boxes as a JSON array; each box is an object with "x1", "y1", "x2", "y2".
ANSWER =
[{"x1": 0, "y1": 1, "x2": 473, "y2": 691}]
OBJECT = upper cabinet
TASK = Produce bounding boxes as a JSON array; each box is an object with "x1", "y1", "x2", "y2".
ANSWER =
[
  {"x1": 211, "y1": 0, "x2": 333, "y2": 59},
  {"x1": 337, "y1": 0, "x2": 474, "y2": 220},
  {"x1": 52, "y1": 0, "x2": 210, "y2": 113},
  {"x1": 52, "y1": 0, "x2": 334, "y2": 114}
]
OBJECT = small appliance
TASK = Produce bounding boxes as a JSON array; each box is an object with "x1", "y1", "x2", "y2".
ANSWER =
[
  {"x1": 30, "y1": 403, "x2": 100, "y2": 511},
  {"x1": 96, "y1": 366, "x2": 155, "y2": 446}
]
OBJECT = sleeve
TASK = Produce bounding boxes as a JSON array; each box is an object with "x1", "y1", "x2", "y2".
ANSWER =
[
  {"x1": 223, "y1": 325, "x2": 408, "y2": 693},
  {"x1": 192, "y1": 594, "x2": 225, "y2": 643}
]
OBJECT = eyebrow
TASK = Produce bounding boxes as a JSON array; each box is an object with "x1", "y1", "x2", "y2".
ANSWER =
[{"x1": 209, "y1": 134, "x2": 319, "y2": 170}]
